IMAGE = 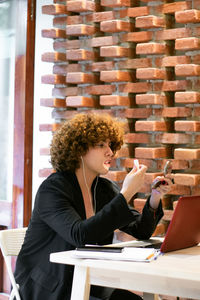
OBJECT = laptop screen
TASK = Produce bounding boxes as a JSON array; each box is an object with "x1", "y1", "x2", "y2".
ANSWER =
[{"x1": 160, "y1": 195, "x2": 200, "y2": 253}]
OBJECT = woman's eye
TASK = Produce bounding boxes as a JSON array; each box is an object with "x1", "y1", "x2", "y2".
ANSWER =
[{"x1": 97, "y1": 143, "x2": 104, "y2": 148}]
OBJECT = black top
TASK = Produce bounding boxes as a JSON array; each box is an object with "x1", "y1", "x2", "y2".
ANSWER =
[{"x1": 15, "y1": 171, "x2": 163, "y2": 300}]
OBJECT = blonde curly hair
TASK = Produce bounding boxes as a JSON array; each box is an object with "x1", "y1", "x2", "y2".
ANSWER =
[{"x1": 50, "y1": 112, "x2": 124, "y2": 172}]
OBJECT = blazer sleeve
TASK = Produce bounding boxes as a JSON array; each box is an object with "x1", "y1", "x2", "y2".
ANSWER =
[
  {"x1": 35, "y1": 177, "x2": 136, "y2": 247},
  {"x1": 119, "y1": 197, "x2": 164, "y2": 240}
]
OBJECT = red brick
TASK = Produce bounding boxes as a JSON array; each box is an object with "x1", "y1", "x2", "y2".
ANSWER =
[
  {"x1": 174, "y1": 148, "x2": 200, "y2": 160},
  {"x1": 156, "y1": 159, "x2": 189, "y2": 171},
  {"x1": 53, "y1": 16, "x2": 67, "y2": 27},
  {"x1": 154, "y1": 80, "x2": 190, "y2": 92},
  {"x1": 195, "y1": 135, "x2": 200, "y2": 144},
  {"x1": 52, "y1": 87, "x2": 80, "y2": 97},
  {"x1": 53, "y1": 64, "x2": 81, "y2": 75},
  {"x1": 120, "y1": 6, "x2": 149, "y2": 18},
  {"x1": 39, "y1": 168, "x2": 54, "y2": 178},
  {"x1": 160, "y1": 56, "x2": 190, "y2": 67},
  {"x1": 136, "y1": 94, "x2": 168, "y2": 105},
  {"x1": 136, "y1": 42, "x2": 166, "y2": 55},
  {"x1": 66, "y1": 72, "x2": 98, "y2": 84},
  {"x1": 92, "y1": 61, "x2": 114, "y2": 72},
  {"x1": 85, "y1": 85, "x2": 116, "y2": 95},
  {"x1": 101, "y1": 0, "x2": 131, "y2": 7},
  {"x1": 42, "y1": 4, "x2": 68, "y2": 15},
  {"x1": 66, "y1": 24, "x2": 96, "y2": 36},
  {"x1": 194, "y1": 107, "x2": 200, "y2": 116},
  {"x1": 175, "y1": 91, "x2": 200, "y2": 103},
  {"x1": 41, "y1": 75, "x2": 66, "y2": 85},
  {"x1": 175, "y1": 121, "x2": 200, "y2": 132},
  {"x1": 190, "y1": 159, "x2": 200, "y2": 170},
  {"x1": 175, "y1": 9, "x2": 200, "y2": 23},
  {"x1": 90, "y1": 36, "x2": 118, "y2": 47},
  {"x1": 155, "y1": 133, "x2": 191, "y2": 144},
  {"x1": 144, "y1": 172, "x2": 164, "y2": 184},
  {"x1": 116, "y1": 146, "x2": 130, "y2": 158},
  {"x1": 100, "y1": 70, "x2": 132, "y2": 82},
  {"x1": 119, "y1": 82, "x2": 151, "y2": 93},
  {"x1": 162, "y1": 1, "x2": 191, "y2": 14},
  {"x1": 92, "y1": 11, "x2": 116, "y2": 22},
  {"x1": 155, "y1": 28, "x2": 191, "y2": 41},
  {"x1": 122, "y1": 31, "x2": 153, "y2": 42},
  {"x1": 40, "y1": 98, "x2": 66, "y2": 108},
  {"x1": 175, "y1": 64, "x2": 200, "y2": 76},
  {"x1": 66, "y1": 96, "x2": 98, "y2": 108},
  {"x1": 118, "y1": 58, "x2": 152, "y2": 69},
  {"x1": 124, "y1": 133, "x2": 150, "y2": 144},
  {"x1": 53, "y1": 40, "x2": 82, "y2": 51},
  {"x1": 193, "y1": 53, "x2": 200, "y2": 64},
  {"x1": 39, "y1": 123, "x2": 61, "y2": 132},
  {"x1": 121, "y1": 158, "x2": 153, "y2": 169},
  {"x1": 66, "y1": 49, "x2": 95, "y2": 61},
  {"x1": 168, "y1": 184, "x2": 191, "y2": 196},
  {"x1": 135, "y1": 15, "x2": 165, "y2": 28},
  {"x1": 66, "y1": 15, "x2": 83, "y2": 25},
  {"x1": 67, "y1": 0, "x2": 96, "y2": 12},
  {"x1": 153, "y1": 223, "x2": 168, "y2": 236},
  {"x1": 191, "y1": 186, "x2": 200, "y2": 195},
  {"x1": 100, "y1": 20, "x2": 132, "y2": 33},
  {"x1": 100, "y1": 95, "x2": 131, "y2": 106},
  {"x1": 154, "y1": 107, "x2": 192, "y2": 118},
  {"x1": 174, "y1": 174, "x2": 200, "y2": 186},
  {"x1": 175, "y1": 37, "x2": 200, "y2": 50},
  {"x1": 124, "y1": 108, "x2": 152, "y2": 119},
  {"x1": 135, "y1": 121, "x2": 170, "y2": 132},
  {"x1": 135, "y1": 147, "x2": 169, "y2": 159},
  {"x1": 41, "y1": 52, "x2": 66, "y2": 63},
  {"x1": 103, "y1": 170, "x2": 127, "y2": 182},
  {"x1": 136, "y1": 68, "x2": 166, "y2": 80},
  {"x1": 100, "y1": 46, "x2": 131, "y2": 58},
  {"x1": 41, "y1": 29, "x2": 67, "y2": 39}
]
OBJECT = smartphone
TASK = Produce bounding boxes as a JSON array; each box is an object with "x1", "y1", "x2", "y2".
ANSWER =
[
  {"x1": 76, "y1": 246, "x2": 123, "y2": 253},
  {"x1": 151, "y1": 160, "x2": 172, "y2": 189}
]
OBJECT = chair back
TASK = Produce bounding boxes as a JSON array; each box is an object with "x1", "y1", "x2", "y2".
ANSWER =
[{"x1": 0, "y1": 227, "x2": 27, "y2": 300}]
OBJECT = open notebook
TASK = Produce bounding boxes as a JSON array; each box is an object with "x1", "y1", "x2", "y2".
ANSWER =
[{"x1": 73, "y1": 246, "x2": 159, "y2": 262}]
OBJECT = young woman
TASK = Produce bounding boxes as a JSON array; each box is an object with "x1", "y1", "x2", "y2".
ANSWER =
[{"x1": 14, "y1": 113, "x2": 173, "y2": 300}]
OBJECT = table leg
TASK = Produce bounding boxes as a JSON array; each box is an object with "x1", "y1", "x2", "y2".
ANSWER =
[
  {"x1": 143, "y1": 292, "x2": 155, "y2": 300},
  {"x1": 70, "y1": 265, "x2": 91, "y2": 300}
]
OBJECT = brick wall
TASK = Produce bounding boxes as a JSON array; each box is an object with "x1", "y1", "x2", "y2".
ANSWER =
[
  {"x1": 39, "y1": 1, "x2": 200, "y2": 299},
  {"x1": 40, "y1": 0, "x2": 200, "y2": 236}
]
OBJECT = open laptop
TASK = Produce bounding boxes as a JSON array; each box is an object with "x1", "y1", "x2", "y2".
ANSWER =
[{"x1": 111, "y1": 195, "x2": 200, "y2": 253}]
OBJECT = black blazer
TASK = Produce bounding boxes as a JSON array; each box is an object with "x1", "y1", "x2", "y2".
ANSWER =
[{"x1": 14, "y1": 171, "x2": 163, "y2": 300}]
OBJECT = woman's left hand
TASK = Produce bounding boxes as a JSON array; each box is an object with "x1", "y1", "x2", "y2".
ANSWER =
[{"x1": 150, "y1": 175, "x2": 174, "y2": 210}]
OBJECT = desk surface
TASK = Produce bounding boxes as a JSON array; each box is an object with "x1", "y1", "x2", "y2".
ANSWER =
[{"x1": 50, "y1": 245, "x2": 200, "y2": 299}]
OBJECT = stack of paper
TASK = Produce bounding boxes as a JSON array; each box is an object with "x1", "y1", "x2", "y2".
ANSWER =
[{"x1": 72, "y1": 247, "x2": 160, "y2": 262}]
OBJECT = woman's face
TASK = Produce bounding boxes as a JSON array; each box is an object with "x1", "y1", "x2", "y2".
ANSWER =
[{"x1": 82, "y1": 140, "x2": 114, "y2": 177}]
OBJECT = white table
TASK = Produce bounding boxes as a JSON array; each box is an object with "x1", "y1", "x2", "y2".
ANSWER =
[{"x1": 50, "y1": 245, "x2": 200, "y2": 300}]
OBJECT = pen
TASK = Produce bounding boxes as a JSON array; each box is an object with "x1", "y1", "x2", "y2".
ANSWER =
[{"x1": 146, "y1": 253, "x2": 155, "y2": 260}]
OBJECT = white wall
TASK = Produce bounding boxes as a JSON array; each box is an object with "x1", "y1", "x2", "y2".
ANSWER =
[{"x1": 32, "y1": 0, "x2": 54, "y2": 203}]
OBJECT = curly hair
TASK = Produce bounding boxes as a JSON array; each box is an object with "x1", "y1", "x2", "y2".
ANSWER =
[{"x1": 50, "y1": 112, "x2": 124, "y2": 172}]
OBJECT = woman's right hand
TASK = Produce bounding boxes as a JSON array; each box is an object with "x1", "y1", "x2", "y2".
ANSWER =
[{"x1": 120, "y1": 164, "x2": 147, "y2": 203}]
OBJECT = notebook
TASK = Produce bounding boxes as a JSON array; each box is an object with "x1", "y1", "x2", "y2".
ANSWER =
[{"x1": 107, "y1": 195, "x2": 200, "y2": 253}]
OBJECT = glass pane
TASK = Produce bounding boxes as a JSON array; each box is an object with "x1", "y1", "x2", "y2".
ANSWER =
[{"x1": 0, "y1": 0, "x2": 15, "y2": 201}]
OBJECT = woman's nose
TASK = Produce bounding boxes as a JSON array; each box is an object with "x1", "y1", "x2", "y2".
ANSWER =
[{"x1": 106, "y1": 145, "x2": 113, "y2": 156}]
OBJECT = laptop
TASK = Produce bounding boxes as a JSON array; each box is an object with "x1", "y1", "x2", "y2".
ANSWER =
[
  {"x1": 110, "y1": 195, "x2": 200, "y2": 253},
  {"x1": 160, "y1": 195, "x2": 200, "y2": 253}
]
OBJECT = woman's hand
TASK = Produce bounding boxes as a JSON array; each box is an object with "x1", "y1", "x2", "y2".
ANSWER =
[
  {"x1": 120, "y1": 164, "x2": 147, "y2": 203},
  {"x1": 150, "y1": 175, "x2": 174, "y2": 209}
]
